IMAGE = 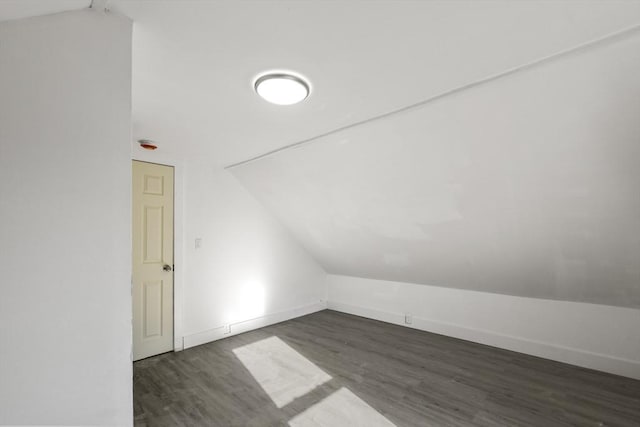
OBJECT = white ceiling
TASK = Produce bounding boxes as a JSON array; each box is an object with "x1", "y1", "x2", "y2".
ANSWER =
[
  {"x1": 2, "y1": 1, "x2": 640, "y2": 166},
  {"x1": 231, "y1": 28, "x2": 640, "y2": 307},
  {"x1": 0, "y1": 0, "x2": 88, "y2": 21},
  {"x1": 3, "y1": 1, "x2": 640, "y2": 306}
]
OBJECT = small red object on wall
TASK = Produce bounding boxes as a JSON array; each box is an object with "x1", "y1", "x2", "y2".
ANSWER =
[{"x1": 138, "y1": 139, "x2": 157, "y2": 150}]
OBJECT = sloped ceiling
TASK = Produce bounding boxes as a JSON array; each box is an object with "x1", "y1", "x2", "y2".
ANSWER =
[
  {"x1": 0, "y1": 0, "x2": 88, "y2": 21},
  {"x1": 3, "y1": 1, "x2": 639, "y2": 307},
  {"x1": 113, "y1": 0, "x2": 640, "y2": 165},
  {"x1": 4, "y1": 1, "x2": 639, "y2": 166},
  {"x1": 231, "y1": 29, "x2": 640, "y2": 308}
]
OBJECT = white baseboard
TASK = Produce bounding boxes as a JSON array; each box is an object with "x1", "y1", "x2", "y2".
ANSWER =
[
  {"x1": 182, "y1": 300, "x2": 327, "y2": 350},
  {"x1": 327, "y1": 300, "x2": 640, "y2": 380}
]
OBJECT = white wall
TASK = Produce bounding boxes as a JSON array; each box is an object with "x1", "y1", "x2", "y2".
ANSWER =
[
  {"x1": 131, "y1": 148, "x2": 327, "y2": 349},
  {"x1": 231, "y1": 28, "x2": 640, "y2": 309},
  {"x1": 328, "y1": 275, "x2": 640, "y2": 380},
  {"x1": 182, "y1": 160, "x2": 327, "y2": 340},
  {"x1": 0, "y1": 9, "x2": 133, "y2": 426}
]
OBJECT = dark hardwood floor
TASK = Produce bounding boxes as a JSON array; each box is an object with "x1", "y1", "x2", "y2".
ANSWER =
[{"x1": 134, "y1": 310, "x2": 640, "y2": 426}]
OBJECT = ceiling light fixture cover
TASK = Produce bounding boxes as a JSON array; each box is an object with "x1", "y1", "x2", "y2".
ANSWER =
[{"x1": 255, "y1": 73, "x2": 310, "y2": 105}]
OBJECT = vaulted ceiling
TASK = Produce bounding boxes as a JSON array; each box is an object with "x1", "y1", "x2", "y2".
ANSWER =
[
  {"x1": 3, "y1": 1, "x2": 640, "y2": 307},
  {"x1": 118, "y1": 0, "x2": 640, "y2": 166},
  {"x1": 230, "y1": 29, "x2": 640, "y2": 307},
  {"x1": 3, "y1": 1, "x2": 638, "y2": 165}
]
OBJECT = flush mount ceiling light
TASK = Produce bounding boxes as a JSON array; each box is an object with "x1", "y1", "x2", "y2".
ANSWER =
[{"x1": 254, "y1": 73, "x2": 310, "y2": 105}]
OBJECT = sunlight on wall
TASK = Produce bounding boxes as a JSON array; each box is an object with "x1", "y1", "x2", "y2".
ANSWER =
[
  {"x1": 289, "y1": 387, "x2": 397, "y2": 427},
  {"x1": 225, "y1": 280, "x2": 266, "y2": 324},
  {"x1": 232, "y1": 336, "x2": 331, "y2": 408}
]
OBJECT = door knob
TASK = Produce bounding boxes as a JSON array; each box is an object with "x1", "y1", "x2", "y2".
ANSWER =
[{"x1": 163, "y1": 264, "x2": 173, "y2": 272}]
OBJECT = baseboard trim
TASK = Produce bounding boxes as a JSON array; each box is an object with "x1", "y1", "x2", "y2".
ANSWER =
[
  {"x1": 183, "y1": 300, "x2": 327, "y2": 350},
  {"x1": 327, "y1": 300, "x2": 640, "y2": 380}
]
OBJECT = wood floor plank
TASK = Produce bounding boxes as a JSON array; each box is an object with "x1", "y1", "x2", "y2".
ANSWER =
[{"x1": 134, "y1": 310, "x2": 640, "y2": 426}]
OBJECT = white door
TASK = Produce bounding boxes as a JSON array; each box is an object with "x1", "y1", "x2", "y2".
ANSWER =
[{"x1": 132, "y1": 160, "x2": 174, "y2": 361}]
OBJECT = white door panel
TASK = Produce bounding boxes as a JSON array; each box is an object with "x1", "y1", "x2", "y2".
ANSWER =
[{"x1": 133, "y1": 161, "x2": 174, "y2": 361}]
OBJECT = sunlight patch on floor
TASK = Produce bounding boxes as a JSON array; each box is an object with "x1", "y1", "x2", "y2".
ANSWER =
[
  {"x1": 233, "y1": 336, "x2": 332, "y2": 408},
  {"x1": 289, "y1": 387, "x2": 397, "y2": 427}
]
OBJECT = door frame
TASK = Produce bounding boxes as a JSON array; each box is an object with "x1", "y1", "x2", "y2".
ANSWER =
[{"x1": 132, "y1": 154, "x2": 184, "y2": 352}]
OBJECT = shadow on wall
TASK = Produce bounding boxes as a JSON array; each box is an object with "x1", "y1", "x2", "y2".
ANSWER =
[{"x1": 230, "y1": 30, "x2": 640, "y2": 308}]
